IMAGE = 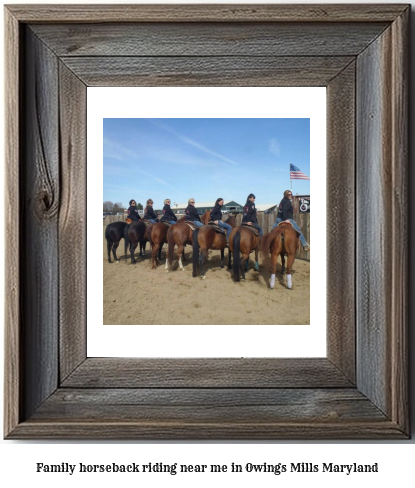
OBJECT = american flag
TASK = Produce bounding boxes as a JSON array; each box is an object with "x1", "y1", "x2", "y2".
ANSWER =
[{"x1": 290, "y1": 164, "x2": 310, "y2": 180}]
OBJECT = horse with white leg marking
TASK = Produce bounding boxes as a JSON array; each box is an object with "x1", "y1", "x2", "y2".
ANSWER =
[
  {"x1": 261, "y1": 222, "x2": 299, "y2": 289},
  {"x1": 166, "y1": 210, "x2": 210, "y2": 272}
]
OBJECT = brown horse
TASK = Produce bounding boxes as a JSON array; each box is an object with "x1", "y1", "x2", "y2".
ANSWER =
[
  {"x1": 192, "y1": 216, "x2": 236, "y2": 278},
  {"x1": 146, "y1": 222, "x2": 168, "y2": 269},
  {"x1": 146, "y1": 216, "x2": 186, "y2": 269},
  {"x1": 166, "y1": 210, "x2": 211, "y2": 271},
  {"x1": 124, "y1": 220, "x2": 147, "y2": 264},
  {"x1": 261, "y1": 222, "x2": 299, "y2": 289},
  {"x1": 228, "y1": 225, "x2": 261, "y2": 281}
]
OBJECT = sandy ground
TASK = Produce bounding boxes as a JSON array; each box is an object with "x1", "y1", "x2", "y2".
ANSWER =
[{"x1": 103, "y1": 229, "x2": 310, "y2": 325}]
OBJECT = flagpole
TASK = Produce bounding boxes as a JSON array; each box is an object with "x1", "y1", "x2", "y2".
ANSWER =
[{"x1": 290, "y1": 163, "x2": 292, "y2": 192}]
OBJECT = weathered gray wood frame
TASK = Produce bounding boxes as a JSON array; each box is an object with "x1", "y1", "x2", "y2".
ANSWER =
[{"x1": 4, "y1": 4, "x2": 409, "y2": 439}]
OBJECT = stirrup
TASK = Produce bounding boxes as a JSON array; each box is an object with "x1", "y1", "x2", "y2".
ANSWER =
[{"x1": 303, "y1": 245, "x2": 310, "y2": 251}]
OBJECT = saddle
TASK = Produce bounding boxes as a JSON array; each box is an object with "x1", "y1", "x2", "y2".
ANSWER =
[
  {"x1": 278, "y1": 220, "x2": 301, "y2": 237},
  {"x1": 126, "y1": 218, "x2": 132, "y2": 224},
  {"x1": 207, "y1": 222, "x2": 225, "y2": 234},
  {"x1": 241, "y1": 223, "x2": 260, "y2": 237},
  {"x1": 184, "y1": 221, "x2": 198, "y2": 231},
  {"x1": 161, "y1": 221, "x2": 172, "y2": 228},
  {"x1": 142, "y1": 219, "x2": 154, "y2": 228}
]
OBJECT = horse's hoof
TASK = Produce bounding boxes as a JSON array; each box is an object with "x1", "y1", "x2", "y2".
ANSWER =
[
  {"x1": 201, "y1": 275, "x2": 205, "y2": 280},
  {"x1": 115, "y1": 261, "x2": 119, "y2": 264}
]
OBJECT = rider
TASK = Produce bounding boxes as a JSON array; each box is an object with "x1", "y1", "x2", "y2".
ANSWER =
[
  {"x1": 185, "y1": 198, "x2": 204, "y2": 227},
  {"x1": 161, "y1": 198, "x2": 178, "y2": 225},
  {"x1": 272, "y1": 190, "x2": 310, "y2": 251},
  {"x1": 242, "y1": 193, "x2": 263, "y2": 236},
  {"x1": 143, "y1": 199, "x2": 159, "y2": 223},
  {"x1": 210, "y1": 197, "x2": 232, "y2": 241},
  {"x1": 127, "y1": 199, "x2": 141, "y2": 222}
]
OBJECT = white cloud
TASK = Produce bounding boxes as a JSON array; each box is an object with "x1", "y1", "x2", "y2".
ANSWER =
[
  {"x1": 152, "y1": 120, "x2": 238, "y2": 166},
  {"x1": 269, "y1": 138, "x2": 281, "y2": 157}
]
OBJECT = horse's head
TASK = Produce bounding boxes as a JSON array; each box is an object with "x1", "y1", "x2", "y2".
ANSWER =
[
  {"x1": 201, "y1": 210, "x2": 211, "y2": 225},
  {"x1": 225, "y1": 215, "x2": 237, "y2": 228}
]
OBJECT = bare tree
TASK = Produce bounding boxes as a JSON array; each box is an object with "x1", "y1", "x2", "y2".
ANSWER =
[{"x1": 103, "y1": 201, "x2": 114, "y2": 212}]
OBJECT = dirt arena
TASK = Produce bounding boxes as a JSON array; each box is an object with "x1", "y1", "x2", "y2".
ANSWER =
[{"x1": 103, "y1": 229, "x2": 310, "y2": 325}]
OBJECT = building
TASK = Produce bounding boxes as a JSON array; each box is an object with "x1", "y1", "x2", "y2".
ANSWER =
[
  {"x1": 171, "y1": 200, "x2": 243, "y2": 215},
  {"x1": 255, "y1": 203, "x2": 278, "y2": 214}
]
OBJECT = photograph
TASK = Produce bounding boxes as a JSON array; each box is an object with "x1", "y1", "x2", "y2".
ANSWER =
[{"x1": 102, "y1": 118, "x2": 311, "y2": 326}]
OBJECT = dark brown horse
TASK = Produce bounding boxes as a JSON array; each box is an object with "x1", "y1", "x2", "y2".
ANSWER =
[
  {"x1": 261, "y1": 222, "x2": 299, "y2": 289},
  {"x1": 228, "y1": 225, "x2": 261, "y2": 281},
  {"x1": 192, "y1": 216, "x2": 236, "y2": 278},
  {"x1": 124, "y1": 220, "x2": 147, "y2": 264},
  {"x1": 105, "y1": 221, "x2": 127, "y2": 263},
  {"x1": 166, "y1": 210, "x2": 211, "y2": 271}
]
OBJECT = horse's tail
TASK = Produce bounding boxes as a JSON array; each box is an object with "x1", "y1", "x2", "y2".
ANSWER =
[
  {"x1": 146, "y1": 225, "x2": 153, "y2": 247},
  {"x1": 260, "y1": 229, "x2": 283, "y2": 267},
  {"x1": 192, "y1": 228, "x2": 200, "y2": 277},
  {"x1": 232, "y1": 230, "x2": 241, "y2": 282},
  {"x1": 124, "y1": 225, "x2": 130, "y2": 261},
  {"x1": 167, "y1": 228, "x2": 175, "y2": 268}
]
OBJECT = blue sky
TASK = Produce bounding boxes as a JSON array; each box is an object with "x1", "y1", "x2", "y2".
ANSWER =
[{"x1": 103, "y1": 118, "x2": 310, "y2": 209}]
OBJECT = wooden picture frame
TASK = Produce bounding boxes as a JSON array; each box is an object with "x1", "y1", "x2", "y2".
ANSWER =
[{"x1": 4, "y1": 4, "x2": 409, "y2": 439}]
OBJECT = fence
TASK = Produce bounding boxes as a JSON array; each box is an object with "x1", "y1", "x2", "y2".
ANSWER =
[{"x1": 104, "y1": 211, "x2": 310, "y2": 261}]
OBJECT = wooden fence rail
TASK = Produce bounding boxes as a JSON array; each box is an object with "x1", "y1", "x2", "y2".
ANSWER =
[{"x1": 104, "y1": 211, "x2": 310, "y2": 261}]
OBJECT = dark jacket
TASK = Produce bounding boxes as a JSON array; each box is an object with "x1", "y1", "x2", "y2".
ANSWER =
[
  {"x1": 143, "y1": 205, "x2": 159, "y2": 221},
  {"x1": 161, "y1": 204, "x2": 177, "y2": 222},
  {"x1": 210, "y1": 203, "x2": 223, "y2": 222},
  {"x1": 277, "y1": 197, "x2": 293, "y2": 220},
  {"x1": 185, "y1": 204, "x2": 201, "y2": 222},
  {"x1": 242, "y1": 200, "x2": 258, "y2": 224},
  {"x1": 127, "y1": 205, "x2": 141, "y2": 222}
]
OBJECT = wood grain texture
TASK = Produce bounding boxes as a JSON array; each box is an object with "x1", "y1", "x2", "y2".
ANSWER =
[
  {"x1": 356, "y1": 26, "x2": 399, "y2": 417},
  {"x1": 58, "y1": 63, "x2": 87, "y2": 381},
  {"x1": 22, "y1": 28, "x2": 60, "y2": 420},
  {"x1": 4, "y1": 5, "x2": 409, "y2": 440},
  {"x1": 389, "y1": 8, "x2": 409, "y2": 432},
  {"x1": 31, "y1": 22, "x2": 388, "y2": 57},
  {"x1": 4, "y1": 6, "x2": 21, "y2": 438},
  {"x1": 62, "y1": 358, "x2": 352, "y2": 388},
  {"x1": 6, "y1": 4, "x2": 409, "y2": 23},
  {"x1": 326, "y1": 62, "x2": 356, "y2": 383},
  {"x1": 32, "y1": 389, "x2": 386, "y2": 423},
  {"x1": 7, "y1": 421, "x2": 406, "y2": 441},
  {"x1": 61, "y1": 56, "x2": 354, "y2": 87}
]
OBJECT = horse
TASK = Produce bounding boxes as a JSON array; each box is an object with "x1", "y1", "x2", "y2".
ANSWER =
[
  {"x1": 192, "y1": 215, "x2": 236, "y2": 279},
  {"x1": 146, "y1": 222, "x2": 170, "y2": 269},
  {"x1": 261, "y1": 222, "x2": 299, "y2": 289},
  {"x1": 228, "y1": 224, "x2": 261, "y2": 282},
  {"x1": 146, "y1": 216, "x2": 186, "y2": 269},
  {"x1": 124, "y1": 220, "x2": 147, "y2": 264},
  {"x1": 166, "y1": 210, "x2": 211, "y2": 271},
  {"x1": 105, "y1": 221, "x2": 127, "y2": 263}
]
